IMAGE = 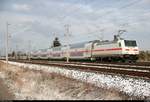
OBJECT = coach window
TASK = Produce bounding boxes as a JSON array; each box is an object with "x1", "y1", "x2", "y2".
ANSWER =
[{"x1": 119, "y1": 43, "x2": 121, "y2": 47}]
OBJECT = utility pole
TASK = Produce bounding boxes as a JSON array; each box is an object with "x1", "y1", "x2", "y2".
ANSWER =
[
  {"x1": 98, "y1": 29, "x2": 105, "y2": 41},
  {"x1": 6, "y1": 22, "x2": 10, "y2": 65},
  {"x1": 64, "y1": 24, "x2": 71, "y2": 63},
  {"x1": 28, "y1": 40, "x2": 31, "y2": 61},
  {"x1": 15, "y1": 44, "x2": 18, "y2": 60}
]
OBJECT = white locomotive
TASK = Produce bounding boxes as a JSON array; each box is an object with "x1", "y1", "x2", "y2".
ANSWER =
[{"x1": 30, "y1": 32, "x2": 139, "y2": 62}]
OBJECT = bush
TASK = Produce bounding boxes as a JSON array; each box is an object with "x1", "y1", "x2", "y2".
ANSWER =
[{"x1": 138, "y1": 50, "x2": 150, "y2": 61}]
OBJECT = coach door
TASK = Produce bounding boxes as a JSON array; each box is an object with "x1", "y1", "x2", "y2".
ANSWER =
[{"x1": 84, "y1": 43, "x2": 92, "y2": 58}]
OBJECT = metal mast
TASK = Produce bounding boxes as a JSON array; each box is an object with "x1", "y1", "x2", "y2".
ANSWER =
[
  {"x1": 28, "y1": 40, "x2": 31, "y2": 61},
  {"x1": 6, "y1": 22, "x2": 10, "y2": 65},
  {"x1": 64, "y1": 24, "x2": 71, "y2": 63}
]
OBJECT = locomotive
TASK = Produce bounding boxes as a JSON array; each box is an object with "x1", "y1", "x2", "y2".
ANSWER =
[{"x1": 30, "y1": 32, "x2": 139, "y2": 63}]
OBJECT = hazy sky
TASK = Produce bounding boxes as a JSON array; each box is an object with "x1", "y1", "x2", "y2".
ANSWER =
[{"x1": 0, "y1": 0, "x2": 150, "y2": 55}]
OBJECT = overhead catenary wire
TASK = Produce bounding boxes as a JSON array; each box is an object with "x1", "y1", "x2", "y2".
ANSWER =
[
  {"x1": 57, "y1": 0, "x2": 142, "y2": 42},
  {"x1": 49, "y1": 0, "x2": 145, "y2": 46},
  {"x1": 97, "y1": 0, "x2": 141, "y2": 18}
]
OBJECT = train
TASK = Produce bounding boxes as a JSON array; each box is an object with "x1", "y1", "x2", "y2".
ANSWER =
[{"x1": 29, "y1": 33, "x2": 139, "y2": 63}]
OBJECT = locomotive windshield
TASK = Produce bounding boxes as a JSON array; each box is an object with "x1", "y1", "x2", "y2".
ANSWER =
[{"x1": 124, "y1": 40, "x2": 137, "y2": 47}]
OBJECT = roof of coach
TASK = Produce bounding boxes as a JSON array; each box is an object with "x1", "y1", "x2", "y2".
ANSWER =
[
  {"x1": 96, "y1": 40, "x2": 119, "y2": 45},
  {"x1": 39, "y1": 48, "x2": 48, "y2": 52},
  {"x1": 70, "y1": 43, "x2": 86, "y2": 49}
]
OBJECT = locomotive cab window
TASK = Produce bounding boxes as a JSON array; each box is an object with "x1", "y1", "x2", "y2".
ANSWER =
[{"x1": 124, "y1": 40, "x2": 137, "y2": 47}]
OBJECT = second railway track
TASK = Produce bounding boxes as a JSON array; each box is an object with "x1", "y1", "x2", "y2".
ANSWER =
[{"x1": 9, "y1": 60, "x2": 150, "y2": 79}]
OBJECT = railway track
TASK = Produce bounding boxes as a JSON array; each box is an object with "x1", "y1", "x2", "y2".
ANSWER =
[{"x1": 8, "y1": 60, "x2": 150, "y2": 79}]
